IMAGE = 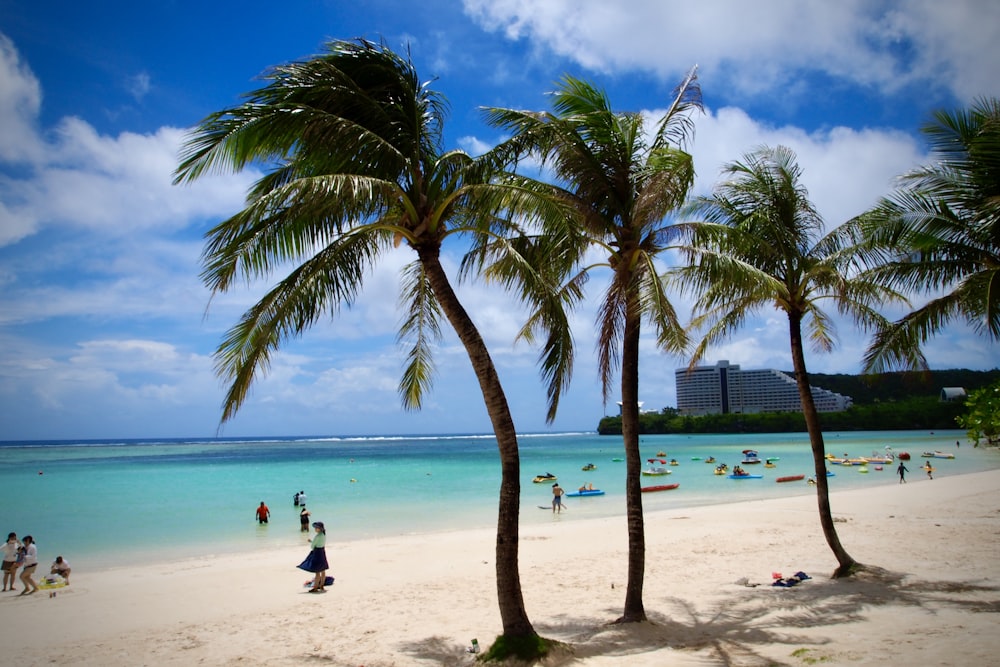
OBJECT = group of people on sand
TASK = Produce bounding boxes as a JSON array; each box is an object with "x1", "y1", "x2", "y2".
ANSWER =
[
  {"x1": 254, "y1": 491, "x2": 329, "y2": 592},
  {"x1": 2, "y1": 532, "x2": 71, "y2": 596}
]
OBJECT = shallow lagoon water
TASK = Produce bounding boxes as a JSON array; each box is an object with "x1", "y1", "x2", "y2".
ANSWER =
[{"x1": 1, "y1": 429, "x2": 991, "y2": 569}]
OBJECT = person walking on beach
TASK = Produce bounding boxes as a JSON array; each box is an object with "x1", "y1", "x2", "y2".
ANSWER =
[
  {"x1": 2, "y1": 532, "x2": 20, "y2": 592},
  {"x1": 18, "y1": 535, "x2": 38, "y2": 595},
  {"x1": 297, "y1": 521, "x2": 329, "y2": 593},
  {"x1": 256, "y1": 501, "x2": 271, "y2": 524},
  {"x1": 551, "y1": 483, "x2": 565, "y2": 513},
  {"x1": 897, "y1": 461, "x2": 909, "y2": 483},
  {"x1": 299, "y1": 506, "x2": 311, "y2": 532}
]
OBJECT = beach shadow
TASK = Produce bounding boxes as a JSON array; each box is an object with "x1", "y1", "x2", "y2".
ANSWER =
[{"x1": 397, "y1": 570, "x2": 999, "y2": 665}]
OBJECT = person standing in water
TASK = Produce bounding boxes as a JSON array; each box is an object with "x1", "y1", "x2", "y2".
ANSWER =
[
  {"x1": 255, "y1": 501, "x2": 271, "y2": 524},
  {"x1": 299, "y1": 506, "x2": 311, "y2": 532},
  {"x1": 298, "y1": 521, "x2": 329, "y2": 593},
  {"x1": 551, "y1": 483, "x2": 565, "y2": 513}
]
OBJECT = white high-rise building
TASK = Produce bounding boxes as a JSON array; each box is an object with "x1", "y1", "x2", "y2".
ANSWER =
[{"x1": 675, "y1": 360, "x2": 852, "y2": 415}]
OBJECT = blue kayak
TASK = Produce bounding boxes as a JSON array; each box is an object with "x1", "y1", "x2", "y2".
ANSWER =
[
  {"x1": 565, "y1": 489, "x2": 605, "y2": 497},
  {"x1": 727, "y1": 474, "x2": 762, "y2": 479}
]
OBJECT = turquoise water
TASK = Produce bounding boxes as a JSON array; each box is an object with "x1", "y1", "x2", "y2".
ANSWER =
[{"x1": 0, "y1": 429, "x2": 992, "y2": 570}]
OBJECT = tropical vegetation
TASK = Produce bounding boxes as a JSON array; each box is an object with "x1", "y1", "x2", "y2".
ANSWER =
[
  {"x1": 173, "y1": 39, "x2": 564, "y2": 658},
  {"x1": 847, "y1": 97, "x2": 1000, "y2": 373},
  {"x1": 957, "y1": 379, "x2": 1000, "y2": 446},
  {"x1": 672, "y1": 145, "x2": 905, "y2": 577},
  {"x1": 484, "y1": 72, "x2": 701, "y2": 622}
]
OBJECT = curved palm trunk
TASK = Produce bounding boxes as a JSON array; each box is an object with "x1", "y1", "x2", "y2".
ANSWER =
[
  {"x1": 618, "y1": 301, "x2": 647, "y2": 622},
  {"x1": 788, "y1": 311, "x2": 859, "y2": 578},
  {"x1": 416, "y1": 243, "x2": 537, "y2": 639}
]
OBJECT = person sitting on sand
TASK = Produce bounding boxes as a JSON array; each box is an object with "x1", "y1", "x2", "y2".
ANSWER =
[{"x1": 50, "y1": 556, "x2": 70, "y2": 585}]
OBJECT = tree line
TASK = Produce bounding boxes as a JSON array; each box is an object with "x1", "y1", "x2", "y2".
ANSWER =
[{"x1": 597, "y1": 368, "x2": 1000, "y2": 435}]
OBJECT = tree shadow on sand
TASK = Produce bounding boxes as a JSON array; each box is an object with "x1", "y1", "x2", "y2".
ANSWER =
[{"x1": 397, "y1": 569, "x2": 999, "y2": 665}]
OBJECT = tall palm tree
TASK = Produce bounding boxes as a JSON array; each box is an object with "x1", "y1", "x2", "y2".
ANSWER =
[
  {"x1": 847, "y1": 97, "x2": 1000, "y2": 373},
  {"x1": 173, "y1": 39, "x2": 559, "y2": 655},
  {"x1": 673, "y1": 145, "x2": 903, "y2": 577},
  {"x1": 483, "y1": 71, "x2": 701, "y2": 622}
]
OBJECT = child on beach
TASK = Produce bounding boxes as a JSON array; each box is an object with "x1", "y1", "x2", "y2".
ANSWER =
[{"x1": 2, "y1": 533, "x2": 20, "y2": 591}]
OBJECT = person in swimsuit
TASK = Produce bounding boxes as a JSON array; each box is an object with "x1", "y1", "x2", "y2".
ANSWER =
[
  {"x1": 299, "y1": 506, "x2": 311, "y2": 532},
  {"x1": 551, "y1": 483, "x2": 564, "y2": 513}
]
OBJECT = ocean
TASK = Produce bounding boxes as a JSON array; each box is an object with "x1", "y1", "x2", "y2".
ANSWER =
[{"x1": 1, "y1": 429, "x2": 991, "y2": 571}]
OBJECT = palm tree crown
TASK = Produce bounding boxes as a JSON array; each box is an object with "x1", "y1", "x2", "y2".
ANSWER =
[{"x1": 848, "y1": 97, "x2": 1000, "y2": 373}]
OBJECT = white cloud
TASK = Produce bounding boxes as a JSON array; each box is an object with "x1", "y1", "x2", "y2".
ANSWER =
[
  {"x1": 0, "y1": 34, "x2": 43, "y2": 164},
  {"x1": 462, "y1": 0, "x2": 1000, "y2": 103}
]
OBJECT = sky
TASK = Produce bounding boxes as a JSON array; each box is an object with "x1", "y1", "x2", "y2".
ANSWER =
[{"x1": 0, "y1": 1, "x2": 997, "y2": 441}]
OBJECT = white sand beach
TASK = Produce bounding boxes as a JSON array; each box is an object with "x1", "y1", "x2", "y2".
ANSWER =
[{"x1": 2, "y1": 469, "x2": 998, "y2": 666}]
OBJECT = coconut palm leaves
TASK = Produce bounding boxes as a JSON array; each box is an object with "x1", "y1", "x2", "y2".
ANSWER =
[
  {"x1": 674, "y1": 145, "x2": 904, "y2": 577},
  {"x1": 174, "y1": 38, "x2": 551, "y2": 650},
  {"x1": 485, "y1": 70, "x2": 701, "y2": 622},
  {"x1": 848, "y1": 97, "x2": 1000, "y2": 372}
]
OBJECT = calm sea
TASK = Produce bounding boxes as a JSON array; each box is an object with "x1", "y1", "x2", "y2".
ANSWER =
[{"x1": 0, "y1": 429, "x2": 991, "y2": 570}]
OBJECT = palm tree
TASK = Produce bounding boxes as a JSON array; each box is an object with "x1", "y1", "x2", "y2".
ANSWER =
[
  {"x1": 673, "y1": 145, "x2": 903, "y2": 578},
  {"x1": 847, "y1": 97, "x2": 1000, "y2": 373},
  {"x1": 173, "y1": 39, "x2": 558, "y2": 656},
  {"x1": 484, "y1": 71, "x2": 701, "y2": 622}
]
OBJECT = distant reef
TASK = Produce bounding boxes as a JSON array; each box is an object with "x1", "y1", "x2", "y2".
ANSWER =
[{"x1": 598, "y1": 368, "x2": 1000, "y2": 435}]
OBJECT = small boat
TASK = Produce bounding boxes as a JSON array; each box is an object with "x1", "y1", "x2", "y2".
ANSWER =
[
  {"x1": 642, "y1": 465, "x2": 672, "y2": 476},
  {"x1": 704, "y1": 457, "x2": 716, "y2": 463},
  {"x1": 713, "y1": 463, "x2": 729, "y2": 475},
  {"x1": 691, "y1": 456, "x2": 703, "y2": 461},
  {"x1": 669, "y1": 459, "x2": 679, "y2": 466},
  {"x1": 641, "y1": 483, "x2": 679, "y2": 493},
  {"x1": 776, "y1": 474, "x2": 805, "y2": 483},
  {"x1": 764, "y1": 462, "x2": 776, "y2": 469},
  {"x1": 921, "y1": 452, "x2": 935, "y2": 458},
  {"x1": 581, "y1": 463, "x2": 597, "y2": 471},
  {"x1": 741, "y1": 450, "x2": 761, "y2": 464},
  {"x1": 728, "y1": 473, "x2": 762, "y2": 479},
  {"x1": 565, "y1": 488, "x2": 605, "y2": 497},
  {"x1": 656, "y1": 451, "x2": 667, "y2": 457},
  {"x1": 932, "y1": 451, "x2": 955, "y2": 459},
  {"x1": 898, "y1": 452, "x2": 911, "y2": 460},
  {"x1": 532, "y1": 473, "x2": 557, "y2": 483}
]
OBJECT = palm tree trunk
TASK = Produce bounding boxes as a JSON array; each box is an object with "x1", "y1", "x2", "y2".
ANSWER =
[
  {"x1": 618, "y1": 302, "x2": 647, "y2": 622},
  {"x1": 416, "y1": 244, "x2": 537, "y2": 638},
  {"x1": 787, "y1": 311, "x2": 860, "y2": 578}
]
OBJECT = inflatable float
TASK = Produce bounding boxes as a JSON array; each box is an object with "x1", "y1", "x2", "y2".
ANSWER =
[
  {"x1": 565, "y1": 488, "x2": 605, "y2": 497},
  {"x1": 641, "y1": 483, "x2": 679, "y2": 492},
  {"x1": 728, "y1": 473, "x2": 762, "y2": 479},
  {"x1": 775, "y1": 474, "x2": 805, "y2": 483}
]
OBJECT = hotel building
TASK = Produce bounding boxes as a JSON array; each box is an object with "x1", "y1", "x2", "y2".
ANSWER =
[{"x1": 675, "y1": 360, "x2": 852, "y2": 415}]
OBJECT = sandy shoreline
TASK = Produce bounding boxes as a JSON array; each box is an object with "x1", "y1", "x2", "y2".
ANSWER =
[{"x1": 2, "y1": 470, "x2": 999, "y2": 665}]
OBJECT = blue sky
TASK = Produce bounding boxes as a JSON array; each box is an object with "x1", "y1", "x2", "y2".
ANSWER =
[{"x1": 1, "y1": 1, "x2": 997, "y2": 440}]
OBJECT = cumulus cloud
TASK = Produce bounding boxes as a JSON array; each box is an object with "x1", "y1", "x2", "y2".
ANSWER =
[{"x1": 462, "y1": 0, "x2": 999, "y2": 103}]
